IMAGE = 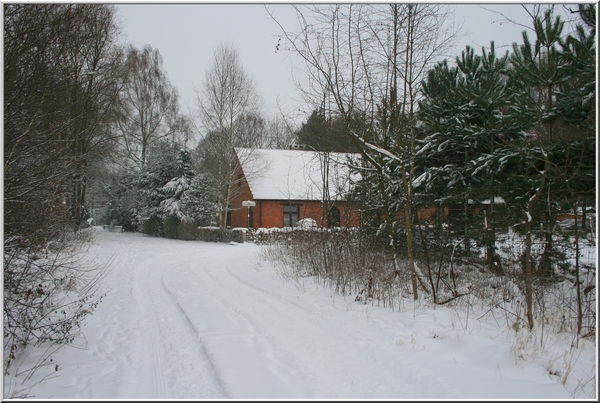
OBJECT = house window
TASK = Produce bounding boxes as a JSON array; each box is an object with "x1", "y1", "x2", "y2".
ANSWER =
[{"x1": 283, "y1": 205, "x2": 299, "y2": 227}]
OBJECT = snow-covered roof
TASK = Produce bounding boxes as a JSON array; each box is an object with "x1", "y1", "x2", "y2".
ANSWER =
[{"x1": 235, "y1": 148, "x2": 360, "y2": 201}]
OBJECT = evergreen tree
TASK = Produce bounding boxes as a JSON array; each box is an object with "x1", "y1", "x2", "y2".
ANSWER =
[
  {"x1": 160, "y1": 149, "x2": 195, "y2": 220},
  {"x1": 507, "y1": 6, "x2": 595, "y2": 284},
  {"x1": 107, "y1": 141, "x2": 220, "y2": 234},
  {"x1": 503, "y1": 5, "x2": 594, "y2": 328},
  {"x1": 179, "y1": 173, "x2": 220, "y2": 227},
  {"x1": 295, "y1": 109, "x2": 357, "y2": 152},
  {"x1": 415, "y1": 43, "x2": 531, "y2": 270},
  {"x1": 550, "y1": 4, "x2": 596, "y2": 206},
  {"x1": 106, "y1": 141, "x2": 180, "y2": 235}
]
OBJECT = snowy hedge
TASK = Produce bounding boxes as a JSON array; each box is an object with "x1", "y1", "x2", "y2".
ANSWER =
[{"x1": 196, "y1": 227, "x2": 246, "y2": 243}]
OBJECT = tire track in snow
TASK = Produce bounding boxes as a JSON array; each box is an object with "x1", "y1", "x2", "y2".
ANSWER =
[
  {"x1": 133, "y1": 249, "x2": 227, "y2": 398},
  {"x1": 161, "y1": 259, "x2": 340, "y2": 398},
  {"x1": 196, "y1": 257, "x2": 354, "y2": 395},
  {"x1": 99, "y1": 236, "x2": 165, "y2": 398},
  {"x1": 158, "y1": 263, "x2": 229, "y2": 397},
  {"x1": 106, "y1": 235, "x2": 225, "y2": 398},
  {"x1": 130, "y1": 257, "x2": 170, "y2": 398},
  {"x1": 223, "y1": 264, "x2": 393, "y2": 350}
]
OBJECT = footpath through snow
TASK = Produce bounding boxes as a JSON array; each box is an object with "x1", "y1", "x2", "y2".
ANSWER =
[{"x1": 5, "y1": 227, "x2": 595, "y2": 399}]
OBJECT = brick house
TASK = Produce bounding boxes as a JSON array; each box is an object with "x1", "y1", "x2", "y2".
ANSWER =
[{"x1": 228, "y1": 148, "x2": 361, "y2": 229}]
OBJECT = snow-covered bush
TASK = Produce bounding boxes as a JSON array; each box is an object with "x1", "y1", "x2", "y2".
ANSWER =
[
  {"x1": 262, "y1": 222, "x2": 596, "y2": 339},
  {"x1": 261, "y1": 228, "x2": 406, "y2": 310},
  {"x1": 295, "y1": 218, "x2": 317, "y2": 229},
  {"x1": 3, "y1": 235, "x2": 108, "y2": 384}
]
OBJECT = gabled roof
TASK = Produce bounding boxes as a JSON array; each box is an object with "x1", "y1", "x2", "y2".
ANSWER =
[{"x1": 235, "y1": 148, "x2": 360, "y2": 201}]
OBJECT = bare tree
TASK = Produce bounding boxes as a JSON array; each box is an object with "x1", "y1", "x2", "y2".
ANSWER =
[
  {"x1": 115, "y1": 45, "x2": 182, "y2": 169},
  {"x1": 232, "y1": 112, "x2": 268, "y2": 148},
  {"x1": 264, "y1": 113, "x2": 297, "y2": 149},
  {"x1": 269, "y1": 4, "x2": 458, "y2": 299},
  {"x1": 194, "y1": 42, "x2": 263, "y2": 229},
  {"x1": 61, "y1": 5, "x2": 124, "y2": 228}
]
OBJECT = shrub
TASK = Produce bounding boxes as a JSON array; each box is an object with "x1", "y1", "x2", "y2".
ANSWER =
[
  {"x1": 163, "y1": 215, "x2": 179, "y2": 239},
  {"x1": 177, "y1": 220, "x2": 199, "y2": 240},
  {"x1": 261, "y1": 228, "x2": 406, "y2": 309},
  {"x1": 3, "y1": 233, "x2": 108, "y2": 385},
  {"x1": 141, "y1": 216, "x2": 163, "y2": 237},
  {"x1": 196, "y1": 227, "x2": 246, "y2": 243}
]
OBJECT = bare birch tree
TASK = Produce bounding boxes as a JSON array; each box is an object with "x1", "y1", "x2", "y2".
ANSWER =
[
  {"x1": 194, "y1": 42, "x2": 263, "y2": 229},
  {"x1": 115, "y1": 45, "x2": 183, "y2": 169}
]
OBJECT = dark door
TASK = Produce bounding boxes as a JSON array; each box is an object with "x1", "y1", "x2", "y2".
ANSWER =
[{"x1": 328, "y1": 206, "x2": 341, "y2": 228}]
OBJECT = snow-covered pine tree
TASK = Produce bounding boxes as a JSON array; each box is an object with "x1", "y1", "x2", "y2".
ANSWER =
[
  {"x1": 415, "y1": 43, "x2": 531, "y2": 270},
  {"x1": 179, "y1": 173, "x2": 220, "y2": 227},
  {"x1": 508, "y1": 5, "x2": 596, "y2": 330},
  {"x1": 160, "y1": 149, "x2": 195, "y2": 220},
  {"x1": 105, "y1": 141, "x2": 182, "y2": 236}
]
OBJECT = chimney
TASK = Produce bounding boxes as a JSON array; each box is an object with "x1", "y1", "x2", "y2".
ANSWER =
[{"x1": 290, "y1": 143, "x2": 306, "y2": 150}]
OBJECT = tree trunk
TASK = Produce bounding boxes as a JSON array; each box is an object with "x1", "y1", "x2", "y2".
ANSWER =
[{"x1": 523, "y1": 161, "x2": 547, "y2": 330}]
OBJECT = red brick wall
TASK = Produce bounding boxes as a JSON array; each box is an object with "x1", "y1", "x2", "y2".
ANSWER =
[
  {"x1": 231, "y1": 198, "x2": 360, "y2": 229},
  {"x1": 341, "y1": 203, "x2": 361, "y2": 227},
  {"x1": 258, "y1": 201, "x2": 283, "y2": 228}
]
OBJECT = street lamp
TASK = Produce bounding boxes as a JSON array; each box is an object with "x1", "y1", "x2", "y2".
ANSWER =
[{"x1": 242, "y1": 200, "x2": 256, "y2": 229}]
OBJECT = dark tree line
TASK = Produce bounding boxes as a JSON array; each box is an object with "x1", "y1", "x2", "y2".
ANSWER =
[
  {"x1": 4, "y1": 3, "x2": 209, "y2": 243},
  {"x1": 412, "y1": 4, "x2": 595, "y2": 329},
  {"x1": 4, "y1": 4, "x2": 123, "y2": 241}
]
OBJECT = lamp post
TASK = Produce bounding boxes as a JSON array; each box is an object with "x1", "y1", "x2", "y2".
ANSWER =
[{"x1": 242, "y1": 200, "x2": 256, "y2": 229}]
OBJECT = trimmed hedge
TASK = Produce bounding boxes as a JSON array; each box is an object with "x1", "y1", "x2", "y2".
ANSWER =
[
  {"x1": 164, "y1": 215, "x2": 179, "y2": 239},
  {"x1": 177, "y1": 220, "x2": 199, "y2": 240},
  {"x1": 139, "y1": 216, "x2": 247, "y2": 243},
  {"x1": 142, "y1": 216, "x2": 163, "y2": 237},
  {"x1": 196, "y1": 227, "x2": 246, "y2": 243}
]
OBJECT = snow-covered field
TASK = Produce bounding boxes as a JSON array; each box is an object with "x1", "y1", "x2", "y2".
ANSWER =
[{"x1": 4, "y1": 227, "x2": 596, "y2": 399}]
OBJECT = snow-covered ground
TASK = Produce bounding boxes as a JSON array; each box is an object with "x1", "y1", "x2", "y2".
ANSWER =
[{"x1": 4, "y1": 227, "x2": 596, "y2": 399}]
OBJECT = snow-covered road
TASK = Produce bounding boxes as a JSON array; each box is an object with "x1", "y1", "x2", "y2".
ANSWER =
[{"x1": 12, "y1": 228, "x2": 589, "y2": 399}]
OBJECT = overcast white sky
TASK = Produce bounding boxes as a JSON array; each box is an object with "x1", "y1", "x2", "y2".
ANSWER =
[{"x1": 115, "y1": 3, "x2": 580, "y2": 127}]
